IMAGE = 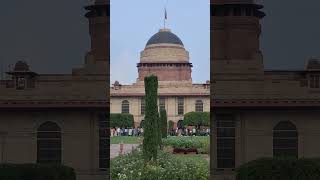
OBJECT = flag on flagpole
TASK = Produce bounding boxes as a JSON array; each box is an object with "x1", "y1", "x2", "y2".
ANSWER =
[{"x1": 165, "y1": 8, "x2": 167, "y2": 20}]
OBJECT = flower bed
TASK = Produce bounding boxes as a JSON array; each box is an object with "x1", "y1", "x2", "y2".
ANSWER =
[{"x1": 111, "y1": 150, "x2": 209, "y2": 180}]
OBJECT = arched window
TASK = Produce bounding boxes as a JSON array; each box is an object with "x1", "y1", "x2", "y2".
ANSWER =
[
  {"x1": 37, "y1": 121, "x2": 61, "y2": 164},
  {"x1": 195, "y1": 100, "x2": 203, "y2": 112},
  {"x1": 273, "y1": 121, "x2": 298, "y2": 158},
  {"x1": 121, "y1": 100, "x2": 130, "y2": 114}
]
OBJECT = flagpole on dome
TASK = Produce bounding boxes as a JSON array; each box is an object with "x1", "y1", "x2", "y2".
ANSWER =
[{"x1": 163, "y1": 0, "x2": 168, "y2": 29}]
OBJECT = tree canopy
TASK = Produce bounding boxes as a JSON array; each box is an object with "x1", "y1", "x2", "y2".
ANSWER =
[
  {"x1": 183, "y1": 112, "x2": 210, "y2": 127},
  {"x1": 110, "y1": 113, "x2": 134, "y2": 128}
]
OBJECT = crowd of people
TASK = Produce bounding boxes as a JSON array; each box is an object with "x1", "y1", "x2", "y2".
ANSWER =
[
  {"x1": 110, "y1": 127, "x2": 144, "y2": 136},
  {"x1": 168, "y1": 127, "x2": 210, "y2": 136},
  {"x1": 110, "y1": 127, "x2": 210, "y2": 137}
]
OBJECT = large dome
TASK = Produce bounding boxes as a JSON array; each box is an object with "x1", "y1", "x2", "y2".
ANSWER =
[{"x1": 146, "y1": 29, "x2": 183, "y2": 46}]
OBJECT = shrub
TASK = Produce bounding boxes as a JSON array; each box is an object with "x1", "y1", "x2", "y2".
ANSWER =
[
  {"x1": 110, "y1": 113, "x2": 134, "y2": 128},
  {"x1": 111, "y1": 150, "x2": 209, "y2": 180},
  {"x1": 236, "y1": 157, "x2": 320, "y2": 180},
  {"x1": 143, "y1": 75, "x2": 160, "y2": 162},
  {"x1": 162, "y1": 136, "x2": 209, "y2": 154},
  {"x1": 160, "y1": 109, "x2": 168, "y2": 138},
  {"x1": 0, "y1": 163, "x2": 76, "y2": 180}
]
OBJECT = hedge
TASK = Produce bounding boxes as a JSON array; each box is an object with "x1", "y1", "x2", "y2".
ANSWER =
[
  {"x1": 236, "y1": 157, "x2": 320, "y2": 180},
  {"x1": 110, "y1": 113, "x2": 134, "y2": 128},
  {"x1": 0, "y1": 164, "x2": 76, "y2": 180}
]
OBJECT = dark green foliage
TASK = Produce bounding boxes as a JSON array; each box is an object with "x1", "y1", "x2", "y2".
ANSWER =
[
  {"x1": 168, "y1": 120, "x2": 174, "y2": 135},
  {"x1": 160, "y1": 109, "x2": 168, "y2": 138},
  {"x1": 236, "y1": 157, "x2": 320, "y2": 180},
  {"x1": 0, "y1": 164, "x2": 76, "y2": 180},
  {"x1": 183, "y1": 112, "x2": 209, "y2": 134},
  {"x1": 143, "y1": 75, "x2": 159, "y2": 162},
  {"x1": 110, "y1": 113, "x2": 134, "y2": 128},
  {"x1": 168, "y1": 120, "x2": 174, "y2": 130}
]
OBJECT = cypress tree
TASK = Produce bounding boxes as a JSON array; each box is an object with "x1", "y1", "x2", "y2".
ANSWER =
[
  {"x1": 142, "y1": 75, "x2": 159, "y2": 162},
  {"x1": 160, "y1": 109, "x2": 168, "y2": 138}
]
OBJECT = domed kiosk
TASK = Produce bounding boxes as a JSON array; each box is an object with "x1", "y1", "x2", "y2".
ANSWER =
[{"x1": 138, "y1": 29, "x2": 192, "y2": 81}]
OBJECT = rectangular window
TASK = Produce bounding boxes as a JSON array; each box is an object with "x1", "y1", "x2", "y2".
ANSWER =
[
  {"x1": 159, "y1": 97, "x2": 165, "y2": 111},
  {"x1": 216, "y1": 114, "x2": 235, "y2": 169},
  {"x1": 177, "y1": 97, "x2": 184, "y2": 115},
  {"x1": 141, "y1": 97, "x2": 145, "y2": 115},
  {"x1": 310, "y1": 75, "x2": 320, "y2": 88},
  {"x1": 99, "y1": 113, "x2": 109, "y2": 170}
]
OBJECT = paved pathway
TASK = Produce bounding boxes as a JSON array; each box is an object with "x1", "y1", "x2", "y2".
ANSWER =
[{"x1": 110, "y1": 144, "x2": 139, "y2": 159}]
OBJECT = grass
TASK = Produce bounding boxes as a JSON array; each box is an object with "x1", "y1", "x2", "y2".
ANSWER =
[{"x1": 111, "y1": 136, "x2": 143, "y2": 144}]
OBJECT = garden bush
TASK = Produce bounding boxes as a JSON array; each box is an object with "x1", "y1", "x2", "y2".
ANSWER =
[
  {"x1": 162, "y1": 136, "x2": 209, "y2": 154},
  {"x1": 111, "y1": 150, "x2": 209, "y2": 180},
  {"x1": 236, "y1": 157, "x2": 320, "y2": 180},
  {"x1": 0, "y1": 163, "x2": 76, "y2": 180},
  {"x1": 110, "y1": 113, "x2": 134, "y2": 128}
]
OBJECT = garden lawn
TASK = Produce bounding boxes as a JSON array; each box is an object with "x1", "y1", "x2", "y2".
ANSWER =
[{"x1": 111, "y1": 136, "x2": 143, "y2": 144}]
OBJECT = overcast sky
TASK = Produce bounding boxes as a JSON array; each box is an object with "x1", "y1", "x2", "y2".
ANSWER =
[
  {"x1": 111, "y1": 0, "x2": 210, "y2": 84},
  {"x1": 0, "y1": 1, "x2": 320, "y2": 81}
]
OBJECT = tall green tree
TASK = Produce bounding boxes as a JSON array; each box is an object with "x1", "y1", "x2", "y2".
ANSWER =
[
  {"x1": 142, "y1": 75, "x2": 159, "y2": 162},
  {"x1": 160, "y1": 109, "x2": 168, "y2": 138}
]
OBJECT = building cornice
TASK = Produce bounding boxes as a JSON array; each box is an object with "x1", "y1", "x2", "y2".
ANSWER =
[{"x1": 111, "y1": 93, "x2": 210, "y2": 97}]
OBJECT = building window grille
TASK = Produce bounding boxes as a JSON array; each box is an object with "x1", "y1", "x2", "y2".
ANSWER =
[
  {"x1": 16, "y1": 77, "x2": 26, "y2": 90},
  {"x1": 159, "y1": 97, "x2": 166, "y2": 111},
  {"x1": 233, "y1": 7, "x2": 242, "y2": 16},
  {"x1": 121, "y1": 100, "x2": 130, "y2": 114},
  {"x1": 273, "y1": 121, "x2": 298, "y2": 158},
  {"x1": 310, "y1": 75, "x2": 320, "y2": 88},
  {"x1": 195, "y1": 100, "x2": 203, "y2": 112},
  {"x1": 245, "y1": 7, "x2": 252, "y2": 16},
  {"x1": 37, "y1": 121, "x2": 61, "y2": 164},
  {"x1": 99, "y1": 113, "x2": 109, "y2": 170},
  {"x1": 141, "y1": 97, "x2": 145, "y2": 115},
  {"x1": 216, "y1": 114, "x2": 235, "y2": 169},
  {"x1": 177, "y1": 97, "x2": 184, "y2": 115}
]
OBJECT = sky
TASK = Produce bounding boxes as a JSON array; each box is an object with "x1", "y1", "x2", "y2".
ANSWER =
[
  {"x1": 110, "y1": 0, "x2": 210, "y2": 84},
  {"x1": 1, "y1": 1, "x2": 320, "y2": 79}
]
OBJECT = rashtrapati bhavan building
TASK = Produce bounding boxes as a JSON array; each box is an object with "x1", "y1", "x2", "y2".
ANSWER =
[
  {"x1": 110, "y1": 29, "x2": 210, "y2": 128},
  {"x1": 0, "y1": 0, "x2": 109, "y2": 180},
  {"x1": 211, "y1": 0, "x2": 320, "y2": 179}
]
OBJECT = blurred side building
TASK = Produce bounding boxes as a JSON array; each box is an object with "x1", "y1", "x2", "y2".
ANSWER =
[
  {"x1": 0, "y1": 0, "x2": 109, "y2": 180},
  {"x1": 211, "y1": 0, "x2": 320, "y2": 179}
]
